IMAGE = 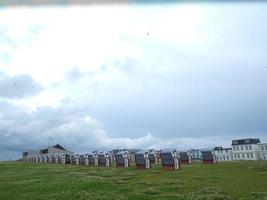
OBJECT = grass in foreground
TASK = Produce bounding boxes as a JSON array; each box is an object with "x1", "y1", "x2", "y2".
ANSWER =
[{"x1": 0, "y1": 161, "x2": 267, "y2": 200}]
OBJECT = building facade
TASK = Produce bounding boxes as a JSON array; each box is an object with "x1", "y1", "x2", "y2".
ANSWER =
[
  {"x1": 22, "y1": 150, "x2": 39, "y2": 159},
  {"x1": 258, "y1": 143, "x2": 267, "y2": 160},
  {"x1": 231, "y1": 138, "x2": 260, "y2": 161},
  {"x1": 213, "y1": 147, "x2": 232, "y2": 161},
  {"x1": 39, "y1": 144, "x2": 72, "y2": 155},
  {"x1": 22, "y1": 144, "x2": 73, "y2": 161}
]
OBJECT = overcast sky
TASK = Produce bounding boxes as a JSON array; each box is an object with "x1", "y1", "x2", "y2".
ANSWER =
[{"x1": 0, "y1": 2, "x2": 267, "y2": 160}]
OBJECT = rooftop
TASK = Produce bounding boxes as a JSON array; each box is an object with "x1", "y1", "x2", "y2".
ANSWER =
[
  {"x1": 214, "y1": 147, "x2": 232, "y2": 150},
  {"x1": 232, "y1": 138, "x2": 260, "y2": 146}
]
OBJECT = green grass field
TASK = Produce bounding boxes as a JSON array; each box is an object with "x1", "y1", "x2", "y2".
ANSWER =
[{"x1": 0, "y1": 161, "x2": 267, "y2": 200}]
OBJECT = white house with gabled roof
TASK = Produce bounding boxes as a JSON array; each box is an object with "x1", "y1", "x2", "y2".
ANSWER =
[{"x1": 231, "y1": 138, "x2": 260, "y2": 160}]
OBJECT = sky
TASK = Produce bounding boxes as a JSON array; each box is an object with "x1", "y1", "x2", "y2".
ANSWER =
[{"x1": 0, "y1": 2, "x2": 267, "y2": 160}]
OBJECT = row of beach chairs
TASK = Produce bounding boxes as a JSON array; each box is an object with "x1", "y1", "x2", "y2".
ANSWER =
[{"x1": 25, "y1": 149, "x2": 217, "y2": 171}]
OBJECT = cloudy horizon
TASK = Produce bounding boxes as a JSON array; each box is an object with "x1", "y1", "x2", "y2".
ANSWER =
[{"x1": 0, "y1": 3, "x2": 267, "y2": 160}]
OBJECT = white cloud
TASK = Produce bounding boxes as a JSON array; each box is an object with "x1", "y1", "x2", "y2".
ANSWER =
[
  {"x1": 0, "y1": 5, "x2": 208, "y2": 110},
  {"x1": 0, "y1": 5, "x2": 206, "y2": 84}
]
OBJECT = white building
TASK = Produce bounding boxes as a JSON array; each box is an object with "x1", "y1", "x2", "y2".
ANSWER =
[
  {"x1": 39, "y1": 144, "x2": 73, "y2": 155},
  {"x1": 231, "y1": 138, "x2": 260, "y2": 160},
  {"x1": 258, "y1": 143, "x2": 267, "y2": 160},
  {"x1": 23, "y1": 144, "x2": 73, "y2": 161},
  {"x1": 213, "y1": 147, "x2": 233, "y2": 161}
]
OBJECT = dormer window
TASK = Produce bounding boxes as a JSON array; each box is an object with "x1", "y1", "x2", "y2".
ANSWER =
[{"x1": 245, "y1": 139, "x2": 250, "y2": 144}]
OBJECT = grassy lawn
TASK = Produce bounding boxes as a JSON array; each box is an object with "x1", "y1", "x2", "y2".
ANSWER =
[{"x1": 0, "y1": 161, "x2": 267, "y2": 200}]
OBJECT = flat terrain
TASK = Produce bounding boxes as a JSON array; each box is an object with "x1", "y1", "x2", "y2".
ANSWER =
[{"x1": 0, "y1": 161, "x2": 267, "y2": 200}]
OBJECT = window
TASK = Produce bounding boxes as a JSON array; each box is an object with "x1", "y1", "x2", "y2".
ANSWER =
[
  {"x1": 226, "y1": 150, "x2": 228, "y2": 153},
  {"x1": 223, "y1": 156, "x2": 225, "y2": 160},
  {"x1": 245, "y1": 139, "x2": 250, "y2": 144},
  {"x1": 242, "y1": 153, "x2": 245, "y2": 158},
  {"x1": 245, "y1": 146, "x2": 248, "y2": 150},
  {"x1": 249, "y1": 145, "x2": 252, "y2": 150},
  {"x1": 241, "y1": 146, "x2": 243, "y2": 150},
  {"x1": 234, "y1": 154, "x2": 237, "y2": 159},
  {"x1": 250, "y1": 153, "x2": 254, "y2": 158},
  {"x1": 247, "y1": 153, "x2": 250, "y2": 158},
  {"x1": 237, "y1": 146, "x2": 239, "y2": 150},
  {"x1": 238, "y1": 154, "x2": 240, "y2": 158},
  {"x1": 226, "y1": 156, "x2": 229, "y2": 160},
  {"x1": 262, "y1": 147, "x2": 264, "y2": 151}
]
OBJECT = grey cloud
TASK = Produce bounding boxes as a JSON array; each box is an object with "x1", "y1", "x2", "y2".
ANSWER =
[
  {"x1": 86, "y1": 59, "x2": 267, "y2": 141},
  {"x1": 65, "y1": 67, "x2": 84, "y2": 82},
  {"x1": 0, "y1": 99, "x2": 231, "y2": 161},
  {"x1": 0, "y1": 72, "x2": 42, "y2": 99},
  {"x1": 0, "y1": 101, "x2": 158, "y2": 159},
  {"x1": 57, "y1": 44, "x2": 267, "y2": 142},
  {"x1": 0, "y1": 101, "x2": 96, "y2": 152},
  {"x1": 77, "y1": 42, "x2": 267, "y2": 141}
]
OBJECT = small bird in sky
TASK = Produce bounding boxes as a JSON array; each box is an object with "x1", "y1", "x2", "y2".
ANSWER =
[
  {"x1": 14, "y1": 82, "x2": 16, "y2": 85},
  {"x1": 147, "y1": 32, "x2": 149, "y2": 36}
]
